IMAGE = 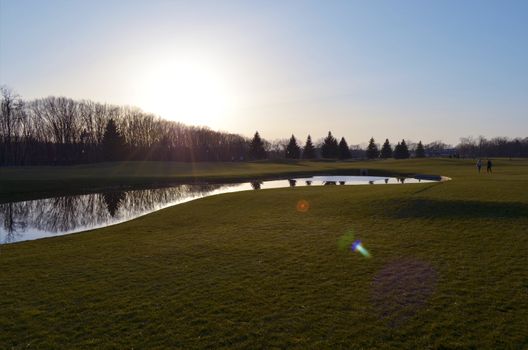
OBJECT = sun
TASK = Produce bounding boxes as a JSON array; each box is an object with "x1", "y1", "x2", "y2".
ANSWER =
[{"x1": 135, "y1": 57, "x2": 236, "y2": 127}]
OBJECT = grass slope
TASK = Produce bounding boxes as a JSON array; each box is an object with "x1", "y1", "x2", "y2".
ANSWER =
[
  {"x1": 1, "y1": 159, "x2": 527, "y2": 349},
  {"x1": 1, "y1": 159, "x2": 445, "y2": 202}
]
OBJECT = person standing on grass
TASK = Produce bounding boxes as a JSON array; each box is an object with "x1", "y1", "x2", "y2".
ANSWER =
[
  {"x1": 487, "y1": 159, "x2": 493, "y2": 173},
  {"x1": 476, "y1": 159, "x2": 482, "y2": 173}
]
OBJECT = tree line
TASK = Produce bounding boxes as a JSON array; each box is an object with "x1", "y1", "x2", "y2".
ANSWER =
[
  {"x1": 1, "y1": 87, "x2": 248, "y2": 165},
  {"x1": 248, "y1": 132, "x2": 423, "y2": 160},
  {"x1": 2, "y1": 87, "x2": 527, "y2": 165}
]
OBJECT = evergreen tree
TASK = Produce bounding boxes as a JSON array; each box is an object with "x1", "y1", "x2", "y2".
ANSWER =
[
  {"x1": 415, "y1": 140, "x2": 425, "y2": 158},
  {"x1": 248, "y1": 131, "x2": 267, "y2": 160},
  {"x1": 400, "y1": 139, "x2": 410, "y2": 159},
  {"x1": 285, "y1": 134, "x2": 301, "y2": 159},
  {"x1": 380, "y1": 139, "x2": 393, "y2": 159},
  {"x1": 302, "y1": 135, "x2": 316, "y2": 159},
  {"x1": 321, "y1": 131, "x2": 339, "y2": 158},
  {"x1": 102, "y1": 119, "x2": 125, "y2": 161},
  {"x1": 393, "y1": 142, "x2": 402, "y2": 159},
  {"x1": 338, "y1": 137, "x2": 351, "y2": 159},
  {"x1": 394, "y1": 139, "x2": 410, "y2": 159},
  {"x1": 366, "y1": 137, "x2": 379, "y2": 159}
]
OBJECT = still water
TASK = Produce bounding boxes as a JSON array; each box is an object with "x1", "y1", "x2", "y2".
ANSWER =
[{"x1": 0, "y1": 176, "x2": 432, "y2": 244}]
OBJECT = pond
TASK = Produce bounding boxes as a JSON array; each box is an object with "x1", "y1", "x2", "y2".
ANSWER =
[{"x1": 0, "y1": 175, "x2": 435, "y2": 244}]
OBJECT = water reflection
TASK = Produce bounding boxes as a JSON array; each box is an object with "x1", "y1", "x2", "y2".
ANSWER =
[
  {"x1": 250, "y1": 181, "x2": 262, "y2": 190},
  {"x1": 0, "y1": 184, "x2": 225, "y2": 244},
  {"x1": 102, "y1": 191, "x2": 126, "y2": 217},
  {"x1": 1, "y1": 175, "x2": 436, "y2": 244}
]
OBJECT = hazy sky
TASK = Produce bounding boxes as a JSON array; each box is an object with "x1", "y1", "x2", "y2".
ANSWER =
[{"x1": 1, "y1": 0, "x2": 527, "y2": 145}]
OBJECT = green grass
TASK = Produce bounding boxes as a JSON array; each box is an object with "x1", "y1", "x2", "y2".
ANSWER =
[
  {"x1": 1, "y1": 159, "x2": 527, "y2": 349},
  {"x1": 1, "y1": 159, "x2": 443, "y2": 203}
]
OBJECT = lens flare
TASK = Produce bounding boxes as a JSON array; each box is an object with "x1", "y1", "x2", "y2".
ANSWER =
[
  {"x1": 296, "y1": 199, "x2": 310, "y2": 212},
  {"x1": 351, "y1": 240, "x2": 371, "y2": 258}
]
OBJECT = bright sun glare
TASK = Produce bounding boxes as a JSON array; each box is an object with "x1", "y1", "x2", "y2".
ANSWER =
[{"x1": 136, "y1": 57, "x2": 236, "y2": 127}]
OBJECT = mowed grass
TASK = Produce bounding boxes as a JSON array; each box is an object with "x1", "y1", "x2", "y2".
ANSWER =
[
  {"x1": 1, "y1": 159, "x2": 527, "y2": 349},
  {"x1": 1, "y1": 159, "x2": 446, "y2": 202}
]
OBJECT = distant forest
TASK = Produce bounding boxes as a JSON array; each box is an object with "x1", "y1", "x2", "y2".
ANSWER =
[{"x1": 2, "y1": 87, "x2": 528, "y2": 165}]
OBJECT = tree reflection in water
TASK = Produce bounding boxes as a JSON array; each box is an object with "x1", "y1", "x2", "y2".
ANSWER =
[
  {"x1": 103, "y1": 191, "x2": 126, "y2": 217},
  {"x1": 0, "y1": 176, "x2": 433, "y2": 244},
  {"x1": 0, "y1": 184, "x2": 225, "y2": 244},
  {"x1": 250, "y1": 181, "x2": 262, "y2": 190}
]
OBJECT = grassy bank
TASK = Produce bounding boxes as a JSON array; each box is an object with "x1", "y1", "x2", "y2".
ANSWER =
[
  {"x1": 1, "y1": 159, "x2": 527, "y2": 348},
  {"x1": 1, "y1": 159, "x2": 452, "y2": 202}
]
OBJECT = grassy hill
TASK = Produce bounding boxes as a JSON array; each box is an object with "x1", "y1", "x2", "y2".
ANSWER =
[
  {"x1": 1, "y1": 159, "x2": 527, "y2": 348},
  {"x1": 2, "y1": 158, "x2": 450, "y2": 202}
]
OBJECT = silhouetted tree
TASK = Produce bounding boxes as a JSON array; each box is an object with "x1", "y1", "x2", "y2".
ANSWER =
[
  {"x1": 102, "y1": 119, "x2": 125, "y2": 161},
  {"x1": 415, "y1": 141, "x2": 425, "y2": 158},
  {"x1": 400, "y1": 139, "x2": 410, "y2": 159},
  {"x1": 302, "y1": 135, "x2": 316, "y2": 159},
  {"x1": 321, "y1": 131, "x2": 339, "y2": 158},
  {"x1": 285, "y1": 134, "x2": 301, "y2": 159},
  {"x1": 3, "y1": 84, "x2": 527, "y2": 165},
  {"x1": 457, "y1": 136, "x2": 528, "y2": 158},
  {"x1": 266, "y1": 139, "x2": 288, "y2": 159},
  {"x1": 393, "y1": 142, "x2": 401, "y2": 158},
  {"x1": 0, "y1": 86, "x2": 254, "y2": 165},
  {"x1": 338, "y1": 137, "x2": 351, "y2": 159},
  {"x1": 380, "y1": 139, "x2": 393, "y2": 159},
  {"x1": 394, "y1": 139, "x2": 410, "y2": 159},
  {"x1": 425, "y1": 140, "x2": 453, "y2": 157},
  {"x1": 249, "y1": 131, "x2": 267, "y2": 160},
  {"x1": 1, "y1": 87, "x2": 26, "y2": 165},
  {"x1": 366, "y1": 137, "x2": 379, "y2": 159}
]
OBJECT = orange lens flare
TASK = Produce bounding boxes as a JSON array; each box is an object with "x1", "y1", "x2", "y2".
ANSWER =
[{"x1": 296, "y1": 199, "x2": 310, "y2": 212}]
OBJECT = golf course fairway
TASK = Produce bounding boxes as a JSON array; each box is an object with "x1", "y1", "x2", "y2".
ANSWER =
[{"x1": 1, "y1": 159, "x2": 527, "y2": 349}]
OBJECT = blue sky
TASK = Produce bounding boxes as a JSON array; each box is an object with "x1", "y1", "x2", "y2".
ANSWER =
[{"x1": 1, "y1": 0, "x2": 527, "y2": 145}]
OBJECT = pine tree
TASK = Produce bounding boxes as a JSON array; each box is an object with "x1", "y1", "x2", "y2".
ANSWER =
[
  {"x1": 394, "y1": 139, "x2": 410, "y2": 159},
  {"x1": 338, "y1": 137, "x2": 351, "y2": 159},
  {"x1": 400, "y1": 139, "x2": 410, "y2": 159},
  {"x1": 321, "y1": 131, "x2": 339, "y2": 158},
  {"x1": 302, "y1": 135, "x2": 316, "y2": 159},
  {"x1": 393, "y1": 142, "x2": 402, "y2": 159},
  {"x1": 285, "y1": 134, "x2": 301, "y2": 159},
  {"x1": 380, "y1": 139, "x2": 393, "y2": 159},
  {"x1": 102, "y1": 119, "x2": 125, "y2": 161},
  {"x1": 366, "y1": 137, "x2": 379, "y2": 159},
  {"x1": 249, "y1": 131, "x2": 267, "y2": 160},
  {"x1": 415, "y1": 140, "x2": 425, "y2": 158}
]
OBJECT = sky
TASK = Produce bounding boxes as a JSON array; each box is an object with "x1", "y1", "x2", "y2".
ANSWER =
[{"x1": 1, "y1": 0, "x2": 527, "y2": 145}]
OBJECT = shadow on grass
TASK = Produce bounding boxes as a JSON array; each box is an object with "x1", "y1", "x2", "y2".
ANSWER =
[
  {"x1": 371, "y1": 258, "x2": 437, "y2": 328},
  {"x1": 386, "y1": 198, "x2": 528, "y2": 219}
]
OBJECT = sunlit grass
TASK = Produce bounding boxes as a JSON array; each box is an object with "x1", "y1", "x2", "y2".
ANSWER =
[
  {"x1": 1, "y1": 159, "x2": 527, "y2": 348},
  {"x1": 0, "y1": 157, "x2": 513, "y2": 202}
]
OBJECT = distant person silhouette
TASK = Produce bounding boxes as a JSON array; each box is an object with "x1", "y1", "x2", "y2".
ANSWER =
[
  {"x1": 476, "y1": 159, "x2": 482, "y2": 173},
  {"x1": 486, "y1": 159, "x2": 493, "y2": 174}
]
